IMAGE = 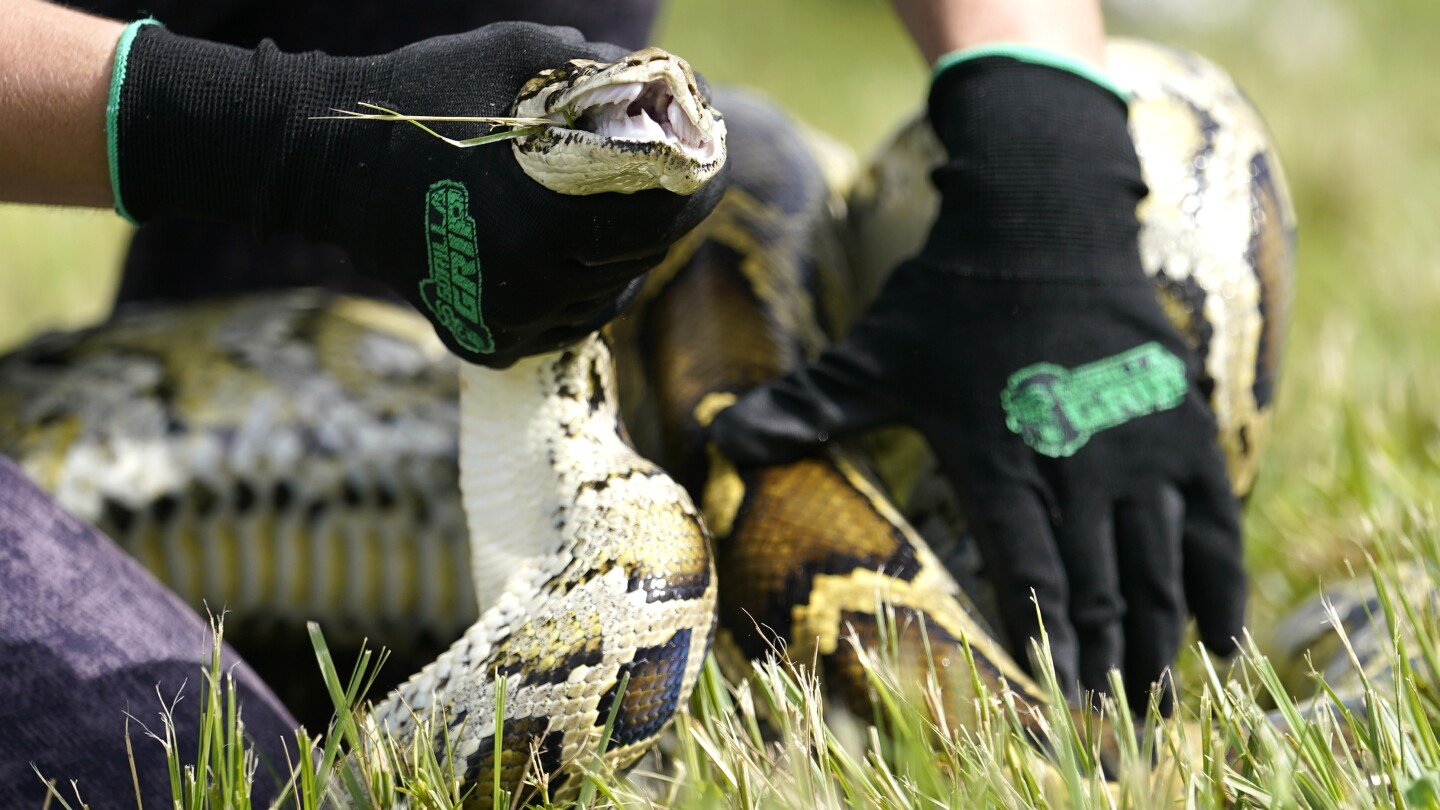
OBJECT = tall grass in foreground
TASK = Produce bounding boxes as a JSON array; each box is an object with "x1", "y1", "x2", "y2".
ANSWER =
[{"x1": 36, "y1": 509, "x2": 1440, "y2": 809}]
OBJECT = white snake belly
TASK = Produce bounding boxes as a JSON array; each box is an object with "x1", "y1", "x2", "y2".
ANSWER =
[{"x1": 362, "y1": 337, "x2": 715, "y2": 801}]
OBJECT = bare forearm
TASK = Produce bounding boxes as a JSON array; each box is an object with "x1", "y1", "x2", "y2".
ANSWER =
[
  {"x1": 0, "y1": 0, "x2": 125, "y2": 207},
  {"x1": 888, "y1": 0, "x2": 1105, "y2": 66}
]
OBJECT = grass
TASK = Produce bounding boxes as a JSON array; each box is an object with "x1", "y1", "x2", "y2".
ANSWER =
[
  {"x1": 7, "y1": 0, "x2": 1440, "y2": 806},
  {"x1": 35, "y1": 515, "x2": 1440, "y2": 808}
]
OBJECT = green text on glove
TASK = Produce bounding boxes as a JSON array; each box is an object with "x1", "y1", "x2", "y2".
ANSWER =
[
  {"x1": 420, "y1": 180, "x2": 495, "y2": 354},
  {"x1": 1001, "y1": 343, "x2": 1187, "y2": 458}
]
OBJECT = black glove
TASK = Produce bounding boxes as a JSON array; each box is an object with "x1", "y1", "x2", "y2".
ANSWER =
[
  {"x1": 110, "y1": 21, "x2": 725, "y2": 366},
  {"x1": 710, "y1": 55, "x2": 1243, "y2": 710}
]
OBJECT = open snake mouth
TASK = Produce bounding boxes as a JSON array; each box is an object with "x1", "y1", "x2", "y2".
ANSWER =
[
  {"x1": 564, "y1": 78, "x2": 720, "y2": 164},
  {"x1": 513, "y1": 47, "x2": 727, "y2": 194}
]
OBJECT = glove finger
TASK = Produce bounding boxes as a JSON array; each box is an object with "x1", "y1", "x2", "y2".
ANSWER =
[
  {"x1": 465, "y1": 275, "x2": 647, "y2": 368},
  {"x1": 481, "y1": 135, "x2": 727, "y2": 269},
  {"x1": 1047, "y1": 479, "x2": 1122, "y2": 700},
  {"x1": 582, "y1": 250, "x2": 669, "y2": 285},
  {"x1": 709, "y1": 336, "x2": 898, "y2": 466},
  {"x1": 518, "y1": 182, "x2": 724, "y2": 266},
  {"x1": 1182, "y1": 449, "x2": 1245, "y2": 657},
  {"x1": 499, "y1": 22, "x2": 629, "y2": 77},
  {"x1": 965, "y1": 483, "x2": 1079, "y2": 695},
  {"x1": 1114, "y1": 485, "x2": 1185, "y2": 715},
  {"x1": 558, "y1": 275, "x2": 649, "y2": 321},
  {"x1": 571, "y1": 275, "x2": 647, "y2": 333}
]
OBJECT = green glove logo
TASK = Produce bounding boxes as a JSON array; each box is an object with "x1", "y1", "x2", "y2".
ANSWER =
[
  {"x1": 1001, "y1": 343, "x2": 1188, "y2": 458},
  {"x1": 420, "y1": 180, "x2": 495, "y2": 355}
]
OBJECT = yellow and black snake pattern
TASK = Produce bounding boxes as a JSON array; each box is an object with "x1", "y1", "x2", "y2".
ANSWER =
[{"x1": 0, "y1": 40, "x2": 1297, "y2": 803}]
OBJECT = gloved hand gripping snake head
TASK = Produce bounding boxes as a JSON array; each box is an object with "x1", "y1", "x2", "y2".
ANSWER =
[{"x1": 352, "y1": 47, "x2": 729, "y2": 805}]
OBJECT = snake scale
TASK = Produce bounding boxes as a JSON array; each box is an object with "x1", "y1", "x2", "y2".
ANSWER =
[{"x1": 0, "y1": 40, "x2": 1297, "y2": 803}]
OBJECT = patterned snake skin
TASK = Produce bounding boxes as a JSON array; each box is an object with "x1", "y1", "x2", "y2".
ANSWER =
[
  {"x1": 616, "y1": 39, "x2": 1297, "y2": 738},
  {"x1": 0, "y1": 40, "x2": 1296, "y2": 802}
]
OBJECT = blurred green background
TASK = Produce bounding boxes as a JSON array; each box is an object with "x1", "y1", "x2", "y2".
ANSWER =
[{"x1": 2, "y1": 0, "x2": 1437, "y2": 627}]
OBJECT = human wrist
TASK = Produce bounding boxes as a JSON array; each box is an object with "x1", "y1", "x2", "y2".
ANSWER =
[
  {"x1": 111, "y1": 23, "x2": 391, "y2": 237},
  {"x1": 920, "y1": 55, "x2": 1146, "y2": 283},
  {"x1": 889, "y1": 0, "x2": 1106, "y2": 68},
  {"x1": 0, "y1": 0, "x2": 126, "y2": 207},
  {"x1": 932, "y1": 43, "x2": 1127, "y2": 102}
]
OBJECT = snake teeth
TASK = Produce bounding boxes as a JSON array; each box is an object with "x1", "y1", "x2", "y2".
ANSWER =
[
  {"x1": 565, "y1": 80, "x2": 718, "y2": 164},
  {"x1": 567, "y1": 78, "x2": 719, "y2": 164},
  {"x1": 567, "y1": 81, "x2": 645, "y2": 109}
]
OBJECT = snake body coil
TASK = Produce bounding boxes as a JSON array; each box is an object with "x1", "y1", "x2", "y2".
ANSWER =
[
  {"x1": 368, "y1": 339, "x2": 715, "y2": 799},
  {"x1": 0, "y1": 40, "x2": 1299, "y2": 800}
]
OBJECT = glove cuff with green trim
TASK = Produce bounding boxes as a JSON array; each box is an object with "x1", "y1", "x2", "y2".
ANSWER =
[{"x1": 922, "y1": 54, "x2": 1149, "y2": 284}]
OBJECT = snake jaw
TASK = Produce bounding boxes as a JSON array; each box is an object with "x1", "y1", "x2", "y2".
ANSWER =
[{"x1": 512, "y1": 48, "x2": 728, "y2": 196}]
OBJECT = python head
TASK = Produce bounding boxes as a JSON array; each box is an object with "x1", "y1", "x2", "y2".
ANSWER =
[{"x1": 512, "y1": 47, "x2": 727, "y2": 195}]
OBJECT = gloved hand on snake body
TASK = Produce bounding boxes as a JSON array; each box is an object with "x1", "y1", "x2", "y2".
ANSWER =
[
  {"x1": 710, "y1": 52, "x2": 1243, "y2": 710},
  {"x1": 109, "y1": 20, "x2": 726, "y2": 366}
]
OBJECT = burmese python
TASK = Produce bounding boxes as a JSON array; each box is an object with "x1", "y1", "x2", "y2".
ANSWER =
[{"x1": 0, "y1": 40, "x2": 1299, "y2": 802}]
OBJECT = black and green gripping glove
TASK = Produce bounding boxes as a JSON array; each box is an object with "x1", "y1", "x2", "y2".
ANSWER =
[
  {"x1": 709, "y1": 49, "x2": 1243, "y2": 711},
  {"x1": 107, "y1": 20, "x2": 725, "y2": 366}
]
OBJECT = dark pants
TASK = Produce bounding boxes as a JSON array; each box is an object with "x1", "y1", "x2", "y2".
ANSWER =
[
  {"x1": 0, "y1": 456, "x2": 298, "y2": 805},
  {"x1": 8, "y1": 2, "x2": 661, "y2": 803}
]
